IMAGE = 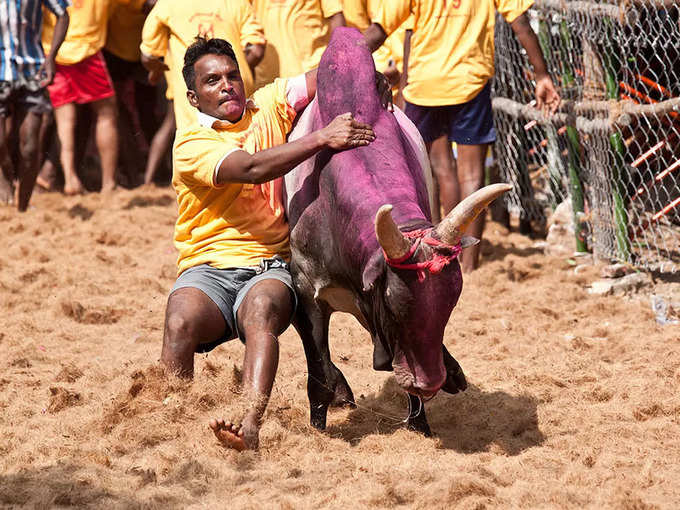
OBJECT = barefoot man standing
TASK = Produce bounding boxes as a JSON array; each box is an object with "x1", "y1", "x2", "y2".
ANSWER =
[{"x1": 162, "y1": 37, "x2": 380, "y2": 450}]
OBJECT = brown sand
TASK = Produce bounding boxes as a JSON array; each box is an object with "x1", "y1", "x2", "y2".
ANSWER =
[{"x1": 1, "y1": 187, "x2": 679, "y2": 509}]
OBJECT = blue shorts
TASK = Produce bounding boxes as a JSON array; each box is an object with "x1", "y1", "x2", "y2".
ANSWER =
[
  {"x1": 171, "y1": 256, "x2": 297, "y2": 353},
  {"x1": 404, "y1": 81, "x2": 496, "y2": 145}
]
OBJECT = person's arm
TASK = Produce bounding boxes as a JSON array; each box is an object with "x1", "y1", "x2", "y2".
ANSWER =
[
  {"x1": 238, "y1": 0, "x2": 267, "y2": 74},
  {"x1": 510, "y1": 12, "x2": 560, "y2": 114},
  {"x1": 327, "y1": 11, "x2": 346, "y2": 31},
  {"x1": 39, "y1": 10, "x2": 69, "y2": 87},
  {"x1": 394, "y1": 28, "x2": 411, "y2": 110},
  {"x1": 215, "y1": 113, "x2": 375, "y2": 185},
  {"x1": 140, "y1": 2, "x2": 170, "y2": 84},
  {"x1": 244, "y1": 43, "x2": 266, "y2": 74},
  {"x1": 364, "y1": 23, "x2": 388, "y2": 52},
  {"x1": 142, "y1": 0, "x2": 157, "y2": 14}
]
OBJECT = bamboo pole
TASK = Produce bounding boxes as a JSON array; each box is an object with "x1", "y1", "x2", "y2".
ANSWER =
[
  {"x1": 558, "y1": 19, "x2": 587, "y2": 253},
  {"x1": 538, "y1": 19, "x2": 568, "y2": 209},
  {"x1": 601, "y1": 21, "x2": 632, "y2": 261}
]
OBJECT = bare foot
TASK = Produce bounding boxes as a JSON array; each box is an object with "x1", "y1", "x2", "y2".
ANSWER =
[
  {"x1": 64, "y1": 180, "x2": 85, "y2": 196},
  {"x1": 101, "y1": 180, "x2": 117, "y2": 193},
  {"x1": 209, "y1": 418, "x2": 257, "y2": 451},
  {"x1": 0, "y1": 175, "x2": 13, "y2": 204}
]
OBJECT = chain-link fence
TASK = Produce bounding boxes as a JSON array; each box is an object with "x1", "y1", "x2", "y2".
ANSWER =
[{"x1": 493, "y1": 0, "x2": 680, "y2": 272}]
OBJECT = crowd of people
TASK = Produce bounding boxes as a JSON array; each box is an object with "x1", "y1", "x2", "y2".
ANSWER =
[{"x1": 2, "y1": 0, "x2": 559, "y2": 450}]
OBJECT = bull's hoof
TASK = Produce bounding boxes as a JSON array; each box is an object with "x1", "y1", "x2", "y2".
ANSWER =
[
  {"x1": 330, "y1": 373, "x2": 356, "y2": 408},
  {"x1": 441, "y1": 349, "x2": 468, "y2": 395},
  {"x1": 310, "y1": 402, "x2": 329, "y2": 430},
  {"x1": 406, "y1": 394, "x2": 432, "y2": 437}
]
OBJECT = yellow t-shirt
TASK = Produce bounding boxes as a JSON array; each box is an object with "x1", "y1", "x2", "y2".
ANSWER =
[
  {"x1": 251, "y1": 0, "x2": 342, "y2": 89},
  {"x1": 342, "y1": 0, "x2": 396, "y2": 75},
  {"x1": 172, "y1": 78, "x2": 296, "y2": 274},
  {"x1": 105, "y1": 2, "x2": 147, "y2": 62},
  {"x1": 43, "y1": 0, "x2": 144, "y2": 65},
  {"x1": 140, "y1": 0, "x2": 266, "y2": 130},
  {"x1": 372, "y1": 0, "x2": 533, "y2": 106}
]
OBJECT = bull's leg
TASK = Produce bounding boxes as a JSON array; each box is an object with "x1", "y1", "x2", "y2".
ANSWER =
[
  {"x1": 330, "y1": 363, "x2": 356, "y2": 408},
  {"x1": 440, "y1": 345, "x2": 468, "y2": 395},
  {"x1": 406, "y1": 394, "x2": 432, "y2": 437},
  {"x1": 292, "y1": 292, "x2": 336, "y2": 430}
]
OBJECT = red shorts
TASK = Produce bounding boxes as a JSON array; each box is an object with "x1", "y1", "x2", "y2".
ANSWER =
[{"x1": 48, "y1": 51, "x2": 115, "y2": 108}]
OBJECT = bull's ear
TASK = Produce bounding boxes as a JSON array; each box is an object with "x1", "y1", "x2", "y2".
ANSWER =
[{"x1": 362, "y1": 251, "x2": 385, "y2": 292}]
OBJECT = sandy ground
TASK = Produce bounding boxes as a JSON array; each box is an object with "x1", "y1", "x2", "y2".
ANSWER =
[{"x1": 1, "y1": 186, "x2": 679, "y2": 509}]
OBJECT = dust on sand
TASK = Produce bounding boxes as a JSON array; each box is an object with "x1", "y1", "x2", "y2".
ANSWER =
[{"x1": 1, "y1": 187, "x2": 679, "y2": 509}]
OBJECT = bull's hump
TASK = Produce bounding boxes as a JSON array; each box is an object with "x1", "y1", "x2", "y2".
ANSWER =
[{"x1": 317, "y1": 27, "x2": 380, "y2": 126}]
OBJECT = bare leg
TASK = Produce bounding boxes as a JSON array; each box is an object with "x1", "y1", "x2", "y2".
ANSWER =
[
  {"x1": 0, "y1": 114, "x2": 15, "y2": 204},
  {"x1": 144, "y1": 100, "x2": 175, "y2": 185},
  {"x1": 15, "y1": 110, "x2": 42, "y2": 211},
  {"x1": 209, "y1": 279, "x2": 293, "y2": 451},
  {"x1": 161, "y1": 287, "x2": 227, "y2": 377},
  {"x1": 36, "y1": 112, "x2": 57, "y2": 190},
  {"x1": 456, "y1": 143, "x2": 488, "y2": 272},
  {"x1": 91, "y1": 96, "x2": 118, "y2": 191},
  {"x1": 427, "y1": 135, "x2": 458, "y2": 222},
  {"x1": 54, "y1": 102, "x2": 84, "y2": 195}
]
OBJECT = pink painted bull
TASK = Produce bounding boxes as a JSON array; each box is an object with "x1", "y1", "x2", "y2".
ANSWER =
[{"x1": 284, "y1": 28, "x2": 510, "y2": 434}]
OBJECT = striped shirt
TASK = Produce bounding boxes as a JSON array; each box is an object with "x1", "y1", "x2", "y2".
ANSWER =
[{"x1": 0, "y1": 0, "x2": 70, "y2": 83}]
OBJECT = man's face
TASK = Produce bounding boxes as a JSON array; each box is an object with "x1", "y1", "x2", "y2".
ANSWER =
[{"x1": 187, "y1": 54, "x2": 246, "y2": 122}]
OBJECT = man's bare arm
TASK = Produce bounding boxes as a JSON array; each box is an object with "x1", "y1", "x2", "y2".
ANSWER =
[
  {"x1": 39, "y1": 11, "x2": 69, "y2": 87},
  {"x1": 216, "y1": 113, "x2": 375, "y2": 185},
  {"x1": 141, "y1": 53, "x2": 169, "y2": 85},
  {"x1": 244, "y1": 43, "x2": 266, "y2": 74},
  {"x1": 327, "y1": 12, "x2": 346, "y2": 32},
  {"x1": 510, "y1": 13, "x2": 560, "y2": 114},
  {"x1": 363, "y1": 23, "x2": 388, "y2": 52}
]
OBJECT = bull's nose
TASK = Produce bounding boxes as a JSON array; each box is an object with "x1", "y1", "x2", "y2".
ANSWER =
[{"x1": 405, "y1": 378, "x2": 445, "y2": 398}]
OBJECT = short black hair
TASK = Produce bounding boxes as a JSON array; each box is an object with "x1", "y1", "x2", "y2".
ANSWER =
[{"x1": 182, "y1": 36, "x2": 239, "y2": 91}]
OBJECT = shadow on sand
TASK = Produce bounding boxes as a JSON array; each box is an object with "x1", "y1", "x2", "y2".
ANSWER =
[{"x1": 326, "y1": 377, "x2": 544, "y2": 455}]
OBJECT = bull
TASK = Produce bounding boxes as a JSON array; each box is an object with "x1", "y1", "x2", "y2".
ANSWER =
[{"x1": 284, "y1": 28, "x2": 510, "y2": 435}]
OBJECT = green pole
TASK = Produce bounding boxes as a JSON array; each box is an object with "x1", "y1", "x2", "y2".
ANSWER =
[
  {"x1": 602, "y1": 19, "x2": 632, "y2": 262},
  {"x1": 557, "y1": 20, "x2": 588, "y2": 253}
]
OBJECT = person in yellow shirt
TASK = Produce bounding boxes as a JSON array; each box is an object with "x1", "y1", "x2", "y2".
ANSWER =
[
  {"x1": 250, "y1": 0, "x2": 345, "y2": 89},
  {"x1": 163, "y1": 37, "x2": 378, "y2": 451},
  {"x1": 103, "y1": 0, "x2": 159, "y2": 186},
  {"x1": 43, "y1": 0, "x2": 146, "y2": 193},
  {"x1": 342, "y1": 0, "x2": 407, "y2": 95},
  {"x1": 365, "y1": 0, "x2": 560, "y2": 272},
  {"x1": 140, "y1": 0, "x2": 266, "y2": 130}
]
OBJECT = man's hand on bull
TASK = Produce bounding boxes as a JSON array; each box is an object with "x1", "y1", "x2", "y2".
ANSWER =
[
  {"x1": 320, "y1": 112, "x2": 376, "y2": 150},
  {"x1": 375, "y1": 71, "x2": 394, "y2": 112}
]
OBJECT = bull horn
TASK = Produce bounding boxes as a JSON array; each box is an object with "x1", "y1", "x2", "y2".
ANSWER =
[
  {"x1": 375, "y1": 205, "x2": 411, "y2": 260},
  {"x1": 435, "y1": 183, "x2": 513, "y2": 245}
]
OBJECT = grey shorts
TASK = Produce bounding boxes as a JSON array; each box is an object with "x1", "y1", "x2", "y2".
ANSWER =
[
  {"x1": 0, "y1": 80, "x2": 51, "y2": 117},
  {"x1": 170, "y1": 256, "x2": 297, "y2": 353}
]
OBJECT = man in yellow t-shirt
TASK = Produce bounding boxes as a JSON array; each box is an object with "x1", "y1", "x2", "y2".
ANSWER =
[
  {"x1": 140, "y1": 0, "x2": 266, "y2": 130},
  {"x1": 250, "y1": 0, "x2": 345, "y2": 89},
  {"x1": 163, "y1": 37, "x2": 377, "y2": 451},
  {"x1": 365, "y1": 0, "x2": 560, "y2": 272},
  {"x1": 42, "y1": 0, "x2": 148, "y2": 194},
  {"x1": 342, "y1": 0, "x2": 407, "y2": 94}
]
